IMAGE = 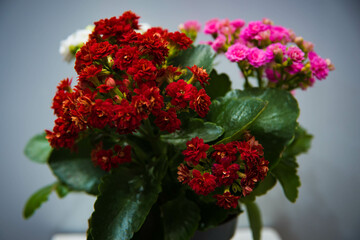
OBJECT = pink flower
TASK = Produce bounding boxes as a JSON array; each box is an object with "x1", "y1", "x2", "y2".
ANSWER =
[
  {"x1": 240, "y1": 21, "x2": 269, "y2": 41},
  {"x1": 286, "y1": 62, "x2": 304, "y2": 74},
  {"x1": 230, "y1": 19, "x2": 245, "y2": 30},
  {"x1": 211, "y1": 35, "x2": 226, "y2": 51},
  {"x1": 247, "y1": 47, "x2": 267, "y2": 68},
  {"x1": 287, "y1": 46, "x2": 305, "y2": 62},
  {"x1": 265, "y1": 43, "x2": 286, "y2": 62},
  {"x1": 218, "y1": 19, "x2": 235, "y2": 37},
  {"x1": 269, "y1": 25, "x2": 292, "y2": 43},
  {"x1": 265, "y1": 68, "x2": 281, "y2": 82},
  {"x1": 180, "y1": 20, "x2": 201, "y2": 32},
  {"x1": 309, "y1": 51, "x2": 329, "y2": 80},
  {"x1": 225, "y1": 43, "x2": 249, "y2": 62},
  {"x1": 204, "y1": 18, "x2": 219, "y2": 34}
]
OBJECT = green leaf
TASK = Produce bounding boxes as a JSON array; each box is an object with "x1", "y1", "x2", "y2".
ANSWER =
[
  {"x1": 161, "y1": 196, "x2": 201, "y2": 240},
  {"x1": 207, "y1": 95, "x2": 267, "y2": 144},
  {"x1": 23, "y1": 183, "x2": 55, "y2": 219},
  {"x1": 48, "y1": 139, "x2": 106, "y2": 195},
  {"x1": 245, "y1": 201, "x2": 262, "y2": 240},
  {"x1": 55, "y1": 182, "x2": 71, "y2": 198},
  {"x1": 227, "y1": 88, "x2": 300, "y2": 168},
  {"x1": 88, "y1": 165, "x2": 162, "y2": 240},
  {"x1": 205, "y1": 69, "x2": 232, "y2": 100},
  {"x1": 24, "y1": 132, "x2": 52, "y2": 163},
  {"x1": 240, "y1": 174, "x2": 277, "y2": 203},
  {"x1": 272, "y1": 156, "x2": 301, "y2": 203},
  {"x1": 283, "y1": 125, "x2": 313, "y2": 158},
  {"x1": 168, "y1": 45, "x2": 215, "y2": 78},
  {"x1": 161, "y1": 118, "x2": 224, "y2": 149},
  {"x1": 197, "y1": 203, "x2": 231, "y2": 231}
]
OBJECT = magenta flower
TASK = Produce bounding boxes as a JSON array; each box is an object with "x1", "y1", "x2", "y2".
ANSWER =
[
  {"x1": 211, "y1": 35, "x2": 226, "y2": 51},
  {"x1": 265, "y1": 68, "x2": 281, "y2": 82},
  {"x1": 204, "y1": 18, "x2": 219, "y2": 34},
  {"x1": 265, "y1": 43, "x2": 286, "y2": 62},
  {"x1": 225, "y1": 43, "x2": 249, "y2": 62},
  {"x1": 181, "y1": 20, "x2": 201, "y2": 32},
  {"x1": 240, "y1": 21, "x2": 269, "y2": 41},
  {"x1": 309, "y1": 51, "x2": 329, "y2": 80},
  {"x1": 269, "y1": 25, "x2": 292, "y2": 43},
  {"x1": 286, "y1": 62, "x2": 304, "y2": 74},
  {"x1": 247, "y1": 47, "x2": 267, "y2": 68},
  {"x1": 287, "y1": 46, "x2": 305, "y2": 63},
  {"x1": 230, "y1": 19, "x2": 245, "y2": 30}
]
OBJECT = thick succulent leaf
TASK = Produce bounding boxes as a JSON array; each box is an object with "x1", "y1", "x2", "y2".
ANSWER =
[
  {"x1": 24, "y1": 132, "x2": 52, "y2": 163},
  {"x1": 240, "y1": 174, "x2": 277, "y2": 203},
  {"x1": 283, "y1": 125, "x2": 313, "y2": 158},
  {"x1": 23, "y1": 183, "x2": 55, "y2": 219},
  {"x1": 272, "y1": 156, "x2": 301, "y2": 203},
  {"x1": 168, "y1": 45, "x2": 215, "y2": 78},
  {"x1": 161, "y1": 196, "x2": 201, "y2": 240},
  {"x1": 161, "y1": 118, "x2": 224, "y2": 149},
  {"x1": 48, "y1": 139, "x2": 106, "y2": 195},
  {"x1": 55, "y1": 182, "x2": 71, "y2": 198},
  {"x1": 88, "y1": 165, "x2": 162, "y2": 240},
  {"x1": 245, "y1": 202, "x2": 262, "y2": 240},
  {"x1": 227, "y1": 88, "x2": 300, "y2": 168},
  {"x1": 207, "y1": 95, "x2": 267, "y2": 144},
  {"x1": 205, "y1": 69, "x2": 232, "y2": 100}
]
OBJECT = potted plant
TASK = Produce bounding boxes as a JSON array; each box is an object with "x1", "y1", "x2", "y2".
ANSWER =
[{"x1": 23, "y1": 11, "x2": 333, "y2": 240}]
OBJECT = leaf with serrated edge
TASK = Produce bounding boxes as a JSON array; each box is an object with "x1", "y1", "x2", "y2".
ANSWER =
[
  {"x1": 24, "y1": 132, "x2": 52, "y2": 164},
  {"x1": 161, "y1": 196, "x2": 201, "y2": 240},
  {"x1": 23, "y1": 183, "x2": 55, "y2": 219},
  {"x1": 88, "y1": 165, "x2": 162, "y2": 240}
]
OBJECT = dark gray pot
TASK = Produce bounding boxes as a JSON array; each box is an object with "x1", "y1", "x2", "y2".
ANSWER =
[{"x1": 191, "y1": 216, "x2": 238, "y2": 240}]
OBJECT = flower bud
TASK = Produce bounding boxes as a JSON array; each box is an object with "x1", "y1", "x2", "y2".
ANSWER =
[{"x1": 105, "y1": 77, "x2": 116, "y2": 87}]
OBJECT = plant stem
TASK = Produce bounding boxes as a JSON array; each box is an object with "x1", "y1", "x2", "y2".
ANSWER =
[{"x1": 256, "y1": 68, "x2": 263, "y2": 88}]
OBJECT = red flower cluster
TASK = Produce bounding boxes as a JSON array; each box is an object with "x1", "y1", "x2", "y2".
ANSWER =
[
  {"x1": 91, "y1": 143, "x2": 132, "y2": 171},
  {"x1": 177, "y1": 134, "x2": 269, "y2": 209},
  {"x1": 46, "y1": 11, "x2": 213, "y2": 172}
]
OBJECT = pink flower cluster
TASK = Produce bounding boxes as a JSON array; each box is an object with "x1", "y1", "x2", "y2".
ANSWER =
[{"x1": 192, "y1": 17, "x2": 334, "y2": 90}]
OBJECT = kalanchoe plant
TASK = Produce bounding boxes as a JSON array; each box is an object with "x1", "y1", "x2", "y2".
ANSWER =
[{"x1": 23, "y1": 11, "x2": 333, "y2": 240}]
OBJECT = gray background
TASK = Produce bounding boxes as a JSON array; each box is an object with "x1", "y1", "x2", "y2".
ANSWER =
[{"x1": 1, "y1": 0, "x2": 359, "y2": 239}]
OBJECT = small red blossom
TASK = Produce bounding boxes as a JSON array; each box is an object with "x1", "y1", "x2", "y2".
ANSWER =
[
  {"x1": 187, "y1": 65, "x2": 210, "y2": 88},
  {"x1": 131, "y1": 94, "x2": 152, "y2": 119},
  {"x1": 97, "y1": 84, "x2": 114, "y2": 93},
  {"x1": 87, "y1": 99, "x2": 114, "y2": 129},
  {"x1": 45, "y1": 118, "x2": 80, "y2": 149},
  {"x1": 56, "y1": 78, "x2": 73, "y2": 92},
  {"x1": 112, "y1": 145, "x2": 132, "y2": 165},
  {"x1": 78, "y1": 65, "x2": 102, "y2": 86},
  {"x1": 166, "y1": 80, "x2": 197, "y2": 109},
  {"x1": 182, "y1": 137, "x2": 209, "y2": 166},
  {"x1": 139, "y1": 31, "x2": 169, "y2": 65},
  {"x1": 188, "y1": 169, "x2": 217, "y2": 195},
  {"x1": 154, "y1": 108, "x2": 181, "y2": 133},
  {"x1": 190, "y1": 89, "x2": 211, "y2": 118},
  {"x1": 212, "y1": 142, "x2": 238, "y2": 165},
  {"x1": 167, "y1": 31, "x2": 193, "y2": 50},
  {"x1": 114, "y1": 45, "x2": 140, "y2": 71},
  {"x1": 213, "y1": 192, "x2": 240, "y2": 209},
  {"x1": 91, "y1": 148, "x2": 113, "y2": 171},
  {"x1": 177, "y1": 163, "x2": 191, "y2": 184},
  {"x1": 113, "y1": 100, "x2": 142, "y2": 134},
  {"x1": 212, "y1": 163, "x2": 240, "y2": 186},
  {"x1": 127, "y1": 59, "x2": 157, "y2": 86}
]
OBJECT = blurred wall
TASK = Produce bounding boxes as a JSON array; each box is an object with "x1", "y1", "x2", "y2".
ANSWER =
[{"x1": 0, "y1": 0, "x2": 359, "y2": 239}]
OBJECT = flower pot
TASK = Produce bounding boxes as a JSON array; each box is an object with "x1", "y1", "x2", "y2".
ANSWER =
[{"x1": 191, "y1": 216, "x2": 238, "y2": 240}]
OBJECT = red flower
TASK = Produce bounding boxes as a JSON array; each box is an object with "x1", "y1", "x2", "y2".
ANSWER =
[
  {"x1": 127, "y1": 59, "x2": 157, "y2": 86},
  {"x1": 135, "y1": 86, "x2": 164, "y2": 116},
  {"x1": 187, "y1": 65, "x2": 210, "y2": 88},
  {"x1": 45, "y1": 118, "x2": 80, "y2": 149},
  {"x1": 182, "y1": 137, "x2": 209, "y2": 166},
  {"x1": 154, "y1": 108, "x2": 181, "y2": 133},
  {"x1": 212, "y1": 163, "x2": 240, "y2": 186},
  {"x1": 236, "y1": 138, "x2": 263, "y2": 167},
  {"x1": 213, "y1": 192, "x2": 240, "y2": 209},
  {"x1": 56, "y1": 78, "x2": 72, "y2": 92},
  {"x1": 212, "y1": 142, "x2": 238, "y2": 165},
  {"x1": 167, "y1": 31, "x2": 193, "y2": 50},
  {"x1": 131, "y1": 93, "x2": 152, "y2": 119},
  {"x1": 190, "y1": 89, "x2": 211, "y2": 117},
  {"x1": 114, "y1": 45, "x2": 140, "y2": 71},
  {"x1": 89, "y1": 40, "x2": 117, "y2": 60},
  {"x1": 177, "y1": 163, "x2": 191, "y2": 184},
  {"x1": 91, "y1": 148, "x2": 113, "y2": 171},
  {"x1": 52, "y1": 88, "x2": 71, "y2": 117},
  {"x1": 166, "y1": 80, "x2": 197, "y2": 109},
  {"x1": 112, "y1": 145, "x2": 132, "y2": 165},
  {"x1": 113, "y1": 100, "x2": 142, "y2": 134},
  {"x1": 88, "y1": 99, "x2": 114, "y2": 129},
  {"x1": 189, "y1": 169, "x2": 217, "y2": 195},
  {"x1": 78, "y1": 65, "x2": 102, "y2": 86},
  {"x1": 139, "y1": 31, "x2": 169, "y2": 65}
]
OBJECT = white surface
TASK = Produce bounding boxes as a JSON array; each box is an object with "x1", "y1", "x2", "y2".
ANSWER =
[{"x1": 52, "y1": 228, "x2": 281, "y2": 240}]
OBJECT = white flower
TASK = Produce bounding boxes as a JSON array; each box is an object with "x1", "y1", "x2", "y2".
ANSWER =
[
  {"x1": 135, "y1": 23, "x2": 151, "y2": 34},
  {"x1": 59, "y1": 26, "x2": 93, "y2": 62}
]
